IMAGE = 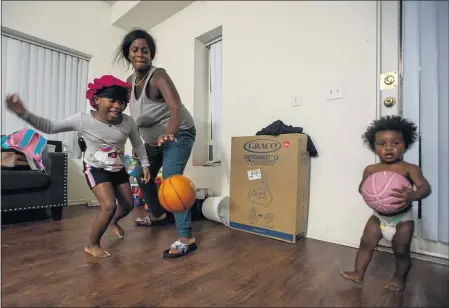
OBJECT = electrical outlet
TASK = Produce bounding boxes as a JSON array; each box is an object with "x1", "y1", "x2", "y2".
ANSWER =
[{"x1": 326, "y1": 88, "x2": 344, "y2": 101}]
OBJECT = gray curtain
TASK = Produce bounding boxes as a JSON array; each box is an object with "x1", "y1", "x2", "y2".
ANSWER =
[
  {"x1": 403, "y1": 1, "x2": 448, "y2": 243},
  {"x1": 1, "y1": 31, "x2": 89, "y2": 159}
]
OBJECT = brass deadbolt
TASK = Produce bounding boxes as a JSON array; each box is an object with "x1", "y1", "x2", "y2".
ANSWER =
[
  {"x1": 384, "y1": 75, "x2": 396, "y2": 86},
  {"x1": 384, "y1": 97, "x2": 396, "y2": 107}
]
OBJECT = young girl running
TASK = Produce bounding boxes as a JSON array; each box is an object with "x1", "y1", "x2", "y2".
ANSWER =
[
  {"x1": 5, "y1": 75, "x2": 150, "y2": 258},
  {"x1": 340, "y1": 115, "x2": 432, "y2": 292}
]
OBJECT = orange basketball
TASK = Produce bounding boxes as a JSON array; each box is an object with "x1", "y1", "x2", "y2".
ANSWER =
[{"x1": 158, "y1": 174, "x2": 196, "y2": 213}]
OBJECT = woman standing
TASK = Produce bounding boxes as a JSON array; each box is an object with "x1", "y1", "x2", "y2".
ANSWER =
[{"x1": 114, "y1": 29, "x2": 197, "y2": 258}]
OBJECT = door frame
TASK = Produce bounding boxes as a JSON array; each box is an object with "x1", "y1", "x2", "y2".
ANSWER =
[{"x1": 377, "y1": 0, "x2": 449, "y2": 260}]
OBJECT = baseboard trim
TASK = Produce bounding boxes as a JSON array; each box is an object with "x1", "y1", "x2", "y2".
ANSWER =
[
  {"x1": 307, "y1": 235, "x2": 448, "y2": 266},
  {"x1": 86, "y1": 200, "x2": 99, "y2": 207},
  {"x1": 68, "y1": 200, "x2": 89, "y2": 207},
  {"x1": 376, "y1": 246, "x2": 449, "y2": 266}
]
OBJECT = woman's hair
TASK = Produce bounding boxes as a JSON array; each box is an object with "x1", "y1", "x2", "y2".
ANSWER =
[
  {"x1": 362, "y1": 115, "x2": 418, "y2": 152},
  {"x1": 113, "y1": 28, "x2": 156, "y2": 67}
]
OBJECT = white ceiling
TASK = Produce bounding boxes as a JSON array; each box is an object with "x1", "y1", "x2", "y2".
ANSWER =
[{"x1": 102, "y1": 1, "x2": 194, "y2": 31}]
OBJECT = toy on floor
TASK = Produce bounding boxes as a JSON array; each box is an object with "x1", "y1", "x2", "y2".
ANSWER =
[
  {"x1": 131, "y1": 182, "x2": 153, "y2": 226},
  {"x1": 129, "y1": 164, "x2": 164, "y2": 225},
  {"x1": 131, "y1": 185, "x2": 144, "y2": 207},
  {"x1": 155, "y1": 168, "x2": 163, "y2": 185},
  {"x1": 124, "y1": 154, "x2": 138, "y2": 177},
  {"x1": 360, "y1": 171, "x2": 412, "y2": 214},
  {"x1": 158, "y1": 174, "x2": 196, "y2": 213}
]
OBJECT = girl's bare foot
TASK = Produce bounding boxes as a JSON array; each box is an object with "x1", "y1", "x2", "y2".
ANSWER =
[
  {"x1": 340, "y1": 270, "x2": 363, "y2": 284},
  {"x1": 111, "y1": 223, "x2": 125, "y2": 238},
  {"x1": 384, "y1": 276, "x2": 405, "y2": 292},
  {"x1": 85, "y1": 245, "x2": 111, "y2": 258}
]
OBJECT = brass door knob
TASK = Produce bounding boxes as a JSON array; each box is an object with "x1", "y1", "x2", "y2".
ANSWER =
[{"x1": 384, "y1": 97, "x2": 396, "y2": 107}]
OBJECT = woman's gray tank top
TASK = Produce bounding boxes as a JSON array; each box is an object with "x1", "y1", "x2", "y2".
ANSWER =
[{"x1": 129, "y1": 66, "x2": 194, "y2": 145}]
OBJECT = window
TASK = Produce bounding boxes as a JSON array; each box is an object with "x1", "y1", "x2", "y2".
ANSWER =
[
  {"x1": 192, "y1": 26, "x2": 223, "y2": 167},
  {"x1": 1, "y1": 27, "x2": 90, "y2": 159},
  {"x1": 207, "y1": 37, "x2": 222, "y2": 163}
]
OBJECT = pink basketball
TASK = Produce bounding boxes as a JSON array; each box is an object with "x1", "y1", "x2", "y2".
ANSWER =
[{"x1": 361, "y1": 171, "x2": 412, "y2": 215}]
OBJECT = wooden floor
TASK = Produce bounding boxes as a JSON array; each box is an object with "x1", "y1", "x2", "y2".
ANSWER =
[{"x1": 2, "y1": 206, "x2": 448, "y2": 307}]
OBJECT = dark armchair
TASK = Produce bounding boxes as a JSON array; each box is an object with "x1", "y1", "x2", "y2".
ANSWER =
[{"x1": 1, "y1": 139, "x2": 68, "y2": 221}]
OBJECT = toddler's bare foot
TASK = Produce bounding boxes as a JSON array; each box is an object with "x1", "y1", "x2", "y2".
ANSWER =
[
  {"x1": 340, "y1": 270, "x2": 363, "y2": 284},
  {"x1": 384, "y1": 276, "x2": 405, "y2": 292},
  {"x1": 111, "y1": 223, "x2": 125, "y2": 238},
  {"x1": 85, "y1": 245, "x2": 111, "y2": 258}
]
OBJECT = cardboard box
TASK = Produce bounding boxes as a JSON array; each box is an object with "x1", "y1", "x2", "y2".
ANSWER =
[{"x1": 229, "y1": 134, "x2": 310, "y2": 243}]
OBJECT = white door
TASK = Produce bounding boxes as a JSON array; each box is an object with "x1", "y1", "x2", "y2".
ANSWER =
[{"x1": 377, "y1": 0, "x2": 449, "y2": 259}]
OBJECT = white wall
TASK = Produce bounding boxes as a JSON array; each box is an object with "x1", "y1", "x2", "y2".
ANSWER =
[
  {"x1": 2, "y1": 1, "x2": 130, "y2": 204},
  {"x1": 149, "y1": 1, "x2": 378, "y2": 247}
]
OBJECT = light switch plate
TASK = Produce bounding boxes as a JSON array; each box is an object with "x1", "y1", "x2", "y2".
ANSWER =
[{"x1": 292, "y1": 95, "x2": 302, "y2": 107}]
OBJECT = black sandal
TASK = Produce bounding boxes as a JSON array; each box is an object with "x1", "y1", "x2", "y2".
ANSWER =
[
  {"x1": 135, "y1": 216, "x2": 170, "y2": 227},
  {"x1": 163, "y1": 240, "x2": 198, "y2": 258}
]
